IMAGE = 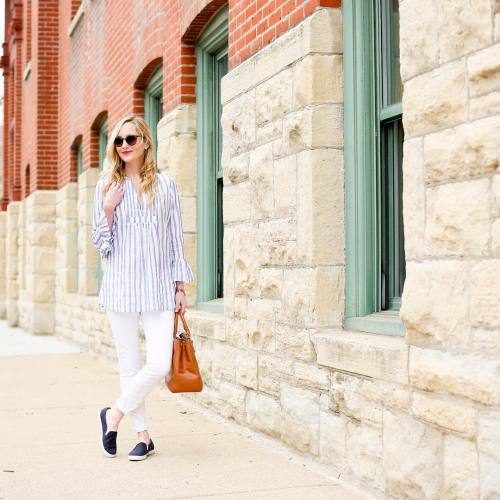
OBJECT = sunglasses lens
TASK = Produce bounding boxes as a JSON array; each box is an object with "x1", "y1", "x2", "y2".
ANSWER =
[
  {"x1": 114, "y1": 135, "x2": 141, "y2": 148},
  {"x1": 125, "y1": 135, "x2": 138, "y2": 146}
]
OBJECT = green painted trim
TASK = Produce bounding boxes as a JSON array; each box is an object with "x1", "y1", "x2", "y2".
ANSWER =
[
  {"x1": 195, "y1": 6, "x2": 228, "y2": 304},
  {"x1": 97, "y1": 119, "x2": 108, "y2": 288},
  {"x1": 196, "y1": 299, "x2": 224, "y2": 315},
  {"x1": 343, "y1": 0, "x2": 378, "y2": 319},
  {"x1": 76, "y1": 141, "x2": 83, "y2": 292},
  {"x1": 77, "y1": 143, "x2": 83, "y2": 176},
  {"x1": 380, "y1": 102, "x2": 402, "y2": 122},
  {"x1": 345, "y1": 311, "x2": 406, "y2": 336},
  {"x1": 343, "y1": 0, "x2": 405, "y2": 336},
  {"x1": 145, "y1": 66, "x2": 163, "y2": 160},
  {"x1": 197, "y1": 5, "x2": 229, "y2": 51}
]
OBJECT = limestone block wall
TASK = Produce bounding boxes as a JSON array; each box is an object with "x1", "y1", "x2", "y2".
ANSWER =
[
  {"x1": 6, "y1": 201, "x2": 20, "y2": 326},
  {"x1": 157, "y1": 106, "x2": 197, "y2": 305},
  {"x1": 396, "y1": 1, "x2": 500, "y2": 497},
  {"x1": 180, "y1": 5, "x2": 500, "y2": 499},
  {"x1": 54, "y1": 169, "x2": 118, "y2": 359},
  {"x1": 25, "y1": 191, "x2": 57, "y2": 334},
  {"x1": 17, "y1": 199, "x2": 28, "y2": 329},
  {"x1": 0, "y1": 212, "x2": 6, "y2": 318}
]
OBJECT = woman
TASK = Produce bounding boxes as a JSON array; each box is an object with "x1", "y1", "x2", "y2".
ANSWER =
[{"x1": 92, "y1": 115, "x2": 194, "y2": 461}]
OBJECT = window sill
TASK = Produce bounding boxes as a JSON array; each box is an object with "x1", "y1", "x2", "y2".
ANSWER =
[
  {"x1": 195, "y1": 298, "x2": 224, "y2": 315},
  {"x1": 344, "y1": 310, "x2": 405, "y2": 337},
  {"x1": 311, "y1": 328, "x2": 408, "y2": 384}
]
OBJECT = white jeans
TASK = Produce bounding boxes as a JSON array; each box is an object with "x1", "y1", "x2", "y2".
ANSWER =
[{"x1": 106, "y1": 309, "x2": 175, "y2": 432}]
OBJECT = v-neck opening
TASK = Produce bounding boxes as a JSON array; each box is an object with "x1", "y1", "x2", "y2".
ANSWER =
[{"x1": 125, "y1": 176, "x2": 143, "y2": 204}]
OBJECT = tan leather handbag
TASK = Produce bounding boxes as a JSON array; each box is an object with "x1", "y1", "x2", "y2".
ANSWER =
[{"x1": 165, "y1": 310, "x2": 203, "y2": 393}]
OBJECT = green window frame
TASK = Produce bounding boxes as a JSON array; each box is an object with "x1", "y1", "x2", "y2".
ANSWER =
[
  {"x1": 97, "y1": 119, "x2": 107, "y2": 289},
  {"x1": 343, "y1": 0, "x2": 405, "y2": 336},
  {"x1": 76, "y1": 141, "x2": 83, "y2": 292},
  {"x1": 195, "y1": 5, "x2": 228, "y2": 313},
  {"x1": 144, "y1": 67, "x2": 163, "y2": 160}
]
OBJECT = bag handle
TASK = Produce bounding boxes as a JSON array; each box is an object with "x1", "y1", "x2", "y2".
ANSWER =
[{"x1": 173, "y1": 309, "x2": 191, "y2": 339}]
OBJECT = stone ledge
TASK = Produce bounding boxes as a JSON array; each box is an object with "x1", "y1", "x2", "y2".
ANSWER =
[
  {"x1": 311, "y1": 330, "x2": 409, "y2": 384},
  {"x1": 187, "y1": 308, "x2": 225, "y2": 341}
]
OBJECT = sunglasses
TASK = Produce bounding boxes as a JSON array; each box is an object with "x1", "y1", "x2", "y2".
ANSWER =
[{"x1": 114, "y1": 134, "x2": 142, "y2": 147}]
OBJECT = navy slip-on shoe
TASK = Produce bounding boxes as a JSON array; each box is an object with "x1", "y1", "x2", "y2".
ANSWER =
[
  {"x1": 98, "y1": 407, "x2": 117, "y2": 457},
  {"x1": 128, "y1": 439, "x2": 155, "y2": 461}
]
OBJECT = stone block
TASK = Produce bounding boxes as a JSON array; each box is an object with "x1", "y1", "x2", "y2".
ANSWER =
[
  {"x1": 246, "y1": 298, "x2": 276, "y2": 352},
  {"x1": 437, "y1": 0, "x2": 492, "y2": 63},
  {"x1": 280, "y1": 383, "x2": 320, "y2": 455},
  {"x1": 330, "y1": 372, "x2": 383, "y2": 427},
  {"x1": 273, "y1": 154, "x2": 296, "y2": 218},
  {"x1": 282, "y1": 105, "x2": 343, "y2": 154},
  {"x1": 258, "y1": 353, "x2": 294, "y2": 397},
  {"x1": 424, "y1": 116, "x2": 500, "y2": 183},
  {"x1": 292, "y1": 54, "x2": 343, "y2": 109},
  {"x1": 347, "y1": 421, "x2": 384, "y2": 491},
  {"x1": 224, "y1": 151, "x2": 249, "y2": 184},
  {"x1": 402, "y1": 138, "x2": 425, "y2": 259},
  {"x1": 296, "y1": 148, "x2": 344, "y2": 266},
  {"x1": 319, "y1": 411, "x2": 346, "y2": 465},
  {"x1": 258, "y1": 267, "x2": 282, "y2": 300},
  {"x1": 403, "y1": 60, "x2": 467, "y2": 137},
  {"x1": 470, "y1": 260, "x2": 500, "y2": 329},
  {"x1": 425, "y1": 179, "x2": 490, "y2": 257},
  {"x1": 235, "y1": 349, "x2": 258, "y2": 389},
  {"x1": 444, "y1": 435, "x2": 478, "y2": 500},
  {"x1": 400, "y1": 261, "x2": 469, "y2": 350},
  {"x1": 255, "y1": 68, "x2": 292, "y2": 126},
  {"x1": 221, "y1": 90, "x2": 256, "y2": 157},
  {"x1": 399, "y1": 0, "x2": 439, "y2": 80},
  {"x1": 313, "y1": 330, "x2": 408, "y2": 384},
  {"x1": 469, "y1": 90, "x2": 500, "y2": 120},
  {"x1": 383, "y1": 410, "x2": 443, "y2": 499},
  {"x1": 478, "y1": 411, "x2": 500, "y2": 498},
  {"x1": 275, "y1": 323, "x2": 315, "y2": 362},
  {"x1": 293, "y1": 361, "x2": 329, "y2": 391},
  {"x1": 248, "y1": 143, "x2": 274, "y2": 220},
  {"x1": 245, "y1": 390, "x2": 281, "y2": 437},
  {"x1": 217, "y1": 380, "x2": 246, "y2": 423},
  {"x1": 409, "y1": 346, "x2": 500, "y2": 405},
  {"x1": 412, "y1": 391, "x2": 476, "y2": 436},
  {"x1": 468, "y1": 43, "x2": 500, "y2": 97},
  {"x1": 223, "y1": 182, "x2": 251, "y2": 224}
]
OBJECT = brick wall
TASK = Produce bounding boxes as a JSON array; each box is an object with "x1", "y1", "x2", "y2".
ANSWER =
[{"x1": 3, "y1": 0, "x2": 343, "y2": 197}]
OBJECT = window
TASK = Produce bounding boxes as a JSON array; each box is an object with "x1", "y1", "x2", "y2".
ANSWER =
[
  {"x1": 97, "y1": 120, "x2": 107, "y2": 288},
  {"x1": 343, "y1": 0, "x2": 405, "y2": 336},
  {"x1": 76, "y1": 141, "x2": 83, "y2": 292},
  {"x1": 195, "y1": 6, "x2": 228, "y2": 313},
  {"x1": 144, "y1": 67, "x2": 163, "y2": 160}
]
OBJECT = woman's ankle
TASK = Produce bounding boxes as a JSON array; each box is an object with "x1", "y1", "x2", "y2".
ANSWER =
[
  {"x1": 137, "y1": 430, "x2": 150, "y2": 444},
  {"x1": 107, "y1": 406, "x2": 124, "y2": 427}
]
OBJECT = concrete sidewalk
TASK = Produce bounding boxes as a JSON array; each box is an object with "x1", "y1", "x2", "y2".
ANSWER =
[{"x1": 0, "y1": 320, "x2": 372, "y2": 500}]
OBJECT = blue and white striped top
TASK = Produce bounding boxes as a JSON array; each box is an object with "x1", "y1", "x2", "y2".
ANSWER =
[{"x1": 92, "y1": 171, "x2": 194, "y2": 313}]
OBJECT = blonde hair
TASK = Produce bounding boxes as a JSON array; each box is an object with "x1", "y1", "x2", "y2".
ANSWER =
[{"x1": 100, "y1": 115, "x2": 158, "y2": 211}]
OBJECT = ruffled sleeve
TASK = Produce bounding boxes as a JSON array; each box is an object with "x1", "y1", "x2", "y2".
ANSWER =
[
  {"x1": 92, "y1": 180, "x2": 117, "y2": 258},
  {"x1": 168, "y1": 178, "x2": 194, "y2": 283}
]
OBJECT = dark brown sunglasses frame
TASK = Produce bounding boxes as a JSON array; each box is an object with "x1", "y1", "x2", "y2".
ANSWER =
[{"x1": 114, "y1": 134, "x2": 142, "y2": 147}]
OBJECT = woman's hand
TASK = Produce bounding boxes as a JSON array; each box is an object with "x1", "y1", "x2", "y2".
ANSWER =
[
  {"x1": 174, "y1": 290, "x2": 187, "y2": 314},
  {"x1": 103, "y1": 181, "x2": 125, "y2": 211}
]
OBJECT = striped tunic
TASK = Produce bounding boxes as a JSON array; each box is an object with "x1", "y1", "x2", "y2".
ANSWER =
[{"x1": 92, "y1": 171, "x2": 194, "y2": 313}]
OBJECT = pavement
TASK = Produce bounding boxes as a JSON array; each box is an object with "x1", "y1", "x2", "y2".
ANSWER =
[{"x1": 0, "y1": 319, "x2": 373, "y2": 500}]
